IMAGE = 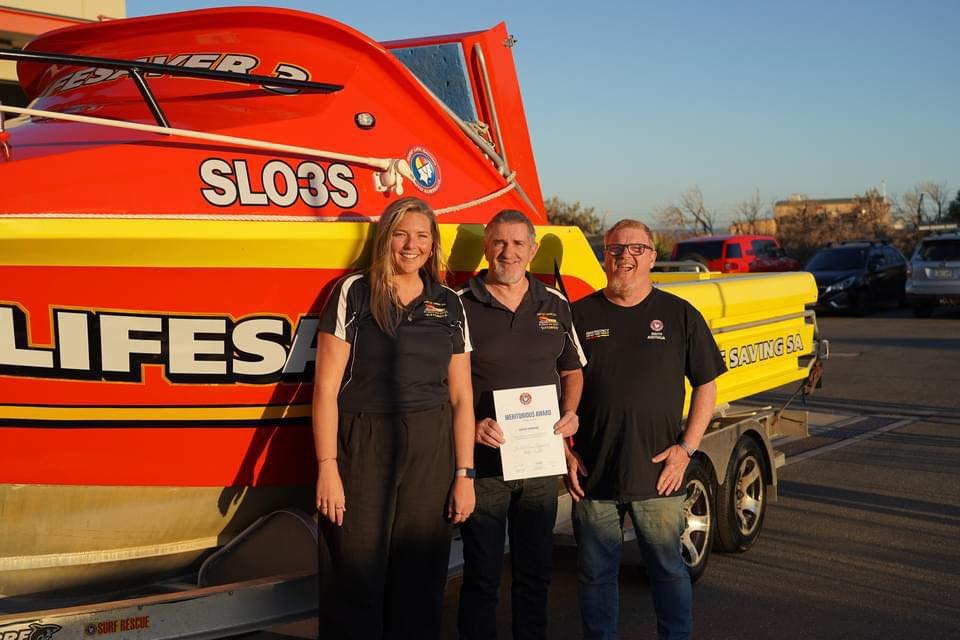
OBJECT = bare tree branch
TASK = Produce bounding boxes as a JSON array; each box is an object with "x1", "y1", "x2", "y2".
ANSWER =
[
  {"x1": 653, "y1": 203, "x2": 691, "y2": 233},
  {"x1": 733, "y1": 189, "x2": 764, "y2": 234},
  {"x1": 919, "y1": 181, "x2": 949, "y2": 223},
  {"x1": 655, "y1": 186, "x2": 715, "y2": 235},
  {"x1": 679, "y1": 186, "x2": 715, "y2": 235}
]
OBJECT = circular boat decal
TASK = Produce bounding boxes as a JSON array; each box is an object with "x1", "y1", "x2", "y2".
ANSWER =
[{"x1": 407, "y1": 146, "x2": 441, "y2": 194}]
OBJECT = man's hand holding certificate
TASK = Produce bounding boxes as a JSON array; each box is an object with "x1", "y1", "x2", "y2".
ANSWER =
[{"x1": 493, "y1": 384, "x2": 567, "y2": 481}]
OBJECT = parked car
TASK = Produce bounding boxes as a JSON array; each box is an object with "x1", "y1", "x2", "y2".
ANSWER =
[
  {"x1": 751, "y1": 242, "x2": 803, "y2": 272},
  {"x1": 670, "y1": 234, "x2": 799, "y2": 273},
  {"x1": 805, "y1": 240, "x2": 907, "y2": 315},
  {"x1": 905, "y1": 231, "x2": 960, "y2": 317}
]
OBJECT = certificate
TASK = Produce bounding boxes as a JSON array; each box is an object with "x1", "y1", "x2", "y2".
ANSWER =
[{"x1": 493, "y1": 384, "x2": 566, "y2": 481}]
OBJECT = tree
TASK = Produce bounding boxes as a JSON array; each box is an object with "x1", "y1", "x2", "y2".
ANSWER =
[
  {"x1": 732, "y1": 189, "x2": 765, "y2": 234},
  {"x1": 653, "y1": 186, "x2": 716, "y2": 235},
  {"x1": 948, "y1": 189, "x2": 960, "y2": 223},
  {"x1": 544, "y1": 196, "x2": 604, "y2": 235},
  {"x1": 895, "y1": 186, "x2": 927, "y2": 229},
  {"x1": 850, "y1": 188, "x2": 889, "y2": 237},
  {"x1": 919, "y1": 181, "x2": 949, "y2": 223}
]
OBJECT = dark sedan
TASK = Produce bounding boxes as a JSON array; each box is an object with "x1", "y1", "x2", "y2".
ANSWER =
[{"x1": 806, "y1": 241, "x2": 907, "y2": 315}]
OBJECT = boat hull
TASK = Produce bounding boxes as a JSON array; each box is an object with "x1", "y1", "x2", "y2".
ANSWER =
[{"x1": 0, "y1": 484, "x2": 312, "y2": 598}]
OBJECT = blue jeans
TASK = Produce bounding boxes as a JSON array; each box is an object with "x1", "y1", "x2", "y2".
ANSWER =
[
  {"x1": 458, "y1": 475, "x2": 559, "y2": 640},
  {"x1": 573, "y1": 496, "x2": 691, "y2": 640}
]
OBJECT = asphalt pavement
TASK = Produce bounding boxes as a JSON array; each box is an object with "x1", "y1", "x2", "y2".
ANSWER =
[
  {"x1": 261, "y1": 307, "x2": 960, "y2": 639},
  {"x1": 439, "y1": 307, "x2": 960, "y2": 639}
]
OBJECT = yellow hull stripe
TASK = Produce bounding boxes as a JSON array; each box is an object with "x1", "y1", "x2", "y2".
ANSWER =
[
  {"x1": 0, "y1": 218, "x2": 604, "y2": 285},
  {"x1": 0, "y1": 404, "x2": 311, "y2": 422}
]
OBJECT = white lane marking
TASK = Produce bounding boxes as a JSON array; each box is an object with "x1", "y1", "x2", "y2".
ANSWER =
[{"x1": 783, "y1": 417, "x2": 918, "y2": 466}]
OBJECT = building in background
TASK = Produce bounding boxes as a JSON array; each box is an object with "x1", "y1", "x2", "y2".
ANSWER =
[
  {"x1": 774, "y1": 192, "x2": 891, "y2": 227},
  {"x1": 1, "y1": 1, "x2": 126, "y2": 106}
]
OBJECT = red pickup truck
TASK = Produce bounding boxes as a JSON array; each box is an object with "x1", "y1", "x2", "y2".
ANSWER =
[{"x1": 670, "y1": 234, "x2": 801, "y2": 273}]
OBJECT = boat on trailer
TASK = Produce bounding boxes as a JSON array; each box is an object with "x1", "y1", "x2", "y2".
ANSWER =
[{"x1": 0, "y1": 6, "x2": 819, "y2": 603}]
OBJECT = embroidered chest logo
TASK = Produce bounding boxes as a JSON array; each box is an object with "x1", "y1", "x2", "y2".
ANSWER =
[
  {"x1": 537, "y1": 312, "x2": 560, "y2": 331},
  {"x1": 648, "y1": 319, "x2": 665, "y2": 341},
  {"x1": 423, "y1": 300, "x2": 448, "y2": 319},
  {"x1": 584, "y1": 328, "x2": 610, "y2": 340}
]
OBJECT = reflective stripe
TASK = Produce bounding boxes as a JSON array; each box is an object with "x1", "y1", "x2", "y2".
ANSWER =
[
  {"x1": 334, "y1": 273, "x2": 364, "y2": 341},
  {"x1": 545, "y1": 285, "x2": 587, "y2": 366},
  {"x1": 448, "y1": 285, "x2": 473, "y2": 352}
]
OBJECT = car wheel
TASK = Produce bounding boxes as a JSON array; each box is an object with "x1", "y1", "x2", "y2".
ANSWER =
[
  {"x1": 715, "y1": 437, "x2": 768, "y2": 553},
  {"x1": 911, "y1": 305, "x2": 934, "y2": 318},
  {"x1": 681, "y1": 459, "x2": 715, "y2": 582}
]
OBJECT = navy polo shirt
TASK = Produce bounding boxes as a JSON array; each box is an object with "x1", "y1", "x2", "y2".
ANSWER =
[
  {"x1": 458, "y1": 271, "x2": 586, "y2": 477},
  {"x1": 318, "y1": 272, "x2": 472, "y2": 414}
]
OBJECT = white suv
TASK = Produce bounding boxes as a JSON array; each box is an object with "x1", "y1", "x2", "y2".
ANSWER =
[{"x1": 906, "y1": 231, "x2": 960, "y2": 317}]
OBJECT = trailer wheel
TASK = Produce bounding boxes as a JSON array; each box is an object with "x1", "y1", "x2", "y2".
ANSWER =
[
  {"x1": 715, "y1": 438, "x2": 767, "y2": 553},
  {"x1": 681, "y1": 459, "x2": 715, "y2": 582}
]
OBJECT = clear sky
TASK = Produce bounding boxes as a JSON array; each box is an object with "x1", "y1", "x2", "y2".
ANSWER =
[{"x1": 127, "y1": 0, "x2": 959, "y2": 226}]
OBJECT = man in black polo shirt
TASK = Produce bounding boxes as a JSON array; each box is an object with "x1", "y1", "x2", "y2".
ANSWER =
[
  {"x1": 457, "y1": 210, "x2": 586, "y2": 640},
  {"x1": 567, "y1": 219, "x2": 726, "y2": 640}
]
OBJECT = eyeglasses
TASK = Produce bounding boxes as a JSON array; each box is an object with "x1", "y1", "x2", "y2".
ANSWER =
[{"x1": 604, "y1": 243, "x2": 654, "y2": 257}]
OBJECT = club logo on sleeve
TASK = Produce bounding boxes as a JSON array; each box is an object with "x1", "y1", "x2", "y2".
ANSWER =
[
  {"x1": 648, "y1": 319, "x2": 665, "y2": 341},
  {"x1": 423, "y1": 300, "x2": 448, "y2": 319},
  {"x1": 407, "y1": 146, "x2": 441, "y2": 194},
  {"x1": 584, "y1": 328, "x2": 610, "y2": 340},
  {"x1": 537, "y1": 312, "x2": 560, "y2": 331}
]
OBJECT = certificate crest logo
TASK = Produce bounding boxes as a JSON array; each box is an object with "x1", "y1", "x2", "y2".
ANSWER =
[
  {"x1": 406, "y1": 146, "x2": 441, "y2": 193},
  {"x1": 519, "y1": 392, "x2": 532, "y2": 405}
]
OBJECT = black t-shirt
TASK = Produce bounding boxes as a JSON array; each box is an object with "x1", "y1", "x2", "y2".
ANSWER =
[
  {"x1": 318, "y1": 272, "x2": 471, "y2": 414},
  {"x1": 459, "y1": 272, "x2": 586, "y2": 477},
  {"x1": 572, "y1": 287, "x2": 726, "y2": 500}
]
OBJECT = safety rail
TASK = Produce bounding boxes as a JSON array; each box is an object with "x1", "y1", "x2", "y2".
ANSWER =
[{"x1": 0, "y1": 48, "x2": 343, "y2": 129}]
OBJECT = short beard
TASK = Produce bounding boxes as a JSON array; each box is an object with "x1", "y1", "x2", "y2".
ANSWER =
[
  {"x1": 606, "y1": 275, "x2": 636, "y2": 297},
  {"x1": 489, "y1": 263, "x2": 526, "y2": 285}
]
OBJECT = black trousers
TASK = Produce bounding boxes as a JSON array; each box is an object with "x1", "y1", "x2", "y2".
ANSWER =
[
  {"x1": 458, "y1": 475, "x2": 559, "y2": 640},
  {"x1": 320, "y1": 405, "x2": 454, "y2": 640}
]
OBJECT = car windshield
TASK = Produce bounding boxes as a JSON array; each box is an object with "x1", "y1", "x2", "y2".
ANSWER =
[
  {"x1": 752, "y1": 240, "x2": 778, "y2": 257},
  {"x1": 675, "y1": 240, "x2": 724, "y2": 260},
  {"x1": 917, "y1": 239, "x2": 960, "y2": 262},
  {"x1": 806, "y1": 247, "x2": 867, "y2": 271}
]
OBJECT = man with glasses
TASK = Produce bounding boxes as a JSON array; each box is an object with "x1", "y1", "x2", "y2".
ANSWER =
[{"x1": 566, "y1": 219, "x2": 725, "y2": 640}]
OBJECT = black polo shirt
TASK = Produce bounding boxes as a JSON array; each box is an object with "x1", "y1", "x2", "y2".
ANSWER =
[
  {"x1": 572, "y1": 287, "x2": 726, "y2": 501},
  {"x1": 318, "y1": 272, "x2": 472, "y2": 414},
  {"x1": 458, "y1": 271, "x2": 586, "y2": 477}
]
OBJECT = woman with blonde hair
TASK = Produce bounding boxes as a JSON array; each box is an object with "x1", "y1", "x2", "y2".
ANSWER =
[{"x1": 314, "y1": 197, "x2": 476, "y2": 638}]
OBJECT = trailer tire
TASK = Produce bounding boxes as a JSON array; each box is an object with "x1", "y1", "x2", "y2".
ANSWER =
[
  {"x1": 681, "y1": 459, "x2": 715, "y2": 582},
  {"x1": 715, "y1": 437, "x2": 767, "y2": 553}
]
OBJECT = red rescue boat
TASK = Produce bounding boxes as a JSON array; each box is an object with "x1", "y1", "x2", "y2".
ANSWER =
[{"x1": 0, "y1": 6, "x2": 605, "y2": 598}]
